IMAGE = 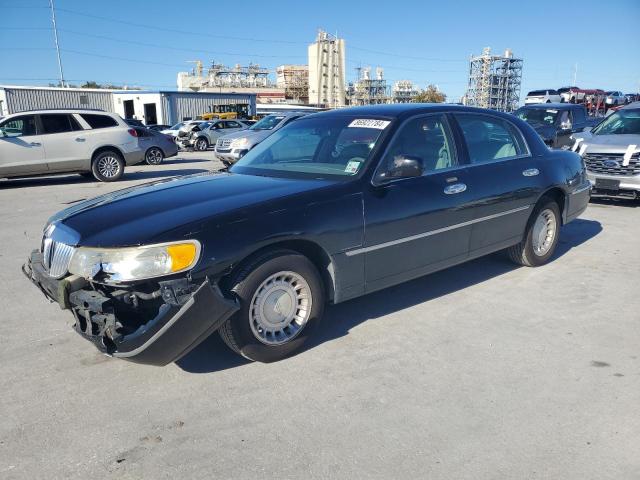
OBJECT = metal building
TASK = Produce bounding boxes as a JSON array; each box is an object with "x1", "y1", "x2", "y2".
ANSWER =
[
  {"x1": 0, "y1": 85, "x2": 114, "y2": 116},
  {"x1": 112, "y1": 91, "x2": 257, "y2": 125},
  {"x1": 465, "y1": 48, "x2": 523, "y2": 112},
  {"x1": 308, "y1": 30, "x2": 346, "y2": 107}
]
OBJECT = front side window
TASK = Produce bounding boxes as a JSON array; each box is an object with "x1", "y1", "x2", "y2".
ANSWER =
[
  {"x1": 232, "y1": 116, "x2": 388, "y2": 179},
  {"x1": 592, "y1": 110, "x2": 640, "y2": 135},
  {"x1": 0, "y1": 115, "x2": 37, "y2": 137},
  {"x1": 81, "y1": 114, "x2": 118, "y2": 129},
  {"x1": 225, "y1": 121, "x2": 241, "y2": 128},
  {"x1": 456, "y1": 114, "x2": 527, "y2": 164},
  {"x1": 40, "y1": 114, "x2": 81, "y2": 134},
  {"x1": 375, "y1": 114, "x2": 457, "y2": 180}
]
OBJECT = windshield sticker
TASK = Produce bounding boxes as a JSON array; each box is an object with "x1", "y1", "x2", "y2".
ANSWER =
[
  {"x1": 546, "y1": 109, "x2": 558, "y2": 113},
  {"x1": 348, "y1": 119, "x2": 391, "y2": 130},
  {"x1": 345, "y1": 160, "x2": 362, "y2": 174}
]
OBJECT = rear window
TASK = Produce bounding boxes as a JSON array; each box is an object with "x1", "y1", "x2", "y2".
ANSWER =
[
  {"x1": 527, "y1": 90, "x2": 546, "y2": 96},
  {"x1": 81, "y1": 114, "x2": 118, "y2": 129}
]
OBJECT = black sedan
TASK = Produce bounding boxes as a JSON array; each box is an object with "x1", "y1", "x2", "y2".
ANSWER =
[{"x1": 23, "y1": 104, "x2": 591, "y2": 366}]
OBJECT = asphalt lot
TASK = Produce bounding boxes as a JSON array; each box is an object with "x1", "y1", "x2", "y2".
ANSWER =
[{"x1": 0, "y1": 151, "x2": 639, "y2": 479}]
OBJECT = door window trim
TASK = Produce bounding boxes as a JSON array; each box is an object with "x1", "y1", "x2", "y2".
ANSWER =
[
  {"x1": 371, "y1": 112, "x2": 462, "y2": 187},
  {"x1": 451, "y1": 112, "x2": 531, "y2": 164}
]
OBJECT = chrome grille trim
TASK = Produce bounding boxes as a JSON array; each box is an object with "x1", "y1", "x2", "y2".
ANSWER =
[
  {"x1": 42, "y1": 237, "x2": 75, "y2": 278},
  {"x1": 216, "y1": 138, "x2": 232, "y2": 149},
  {"x1": 584, "y1": 152, "x2": 640, "y2": 176}
]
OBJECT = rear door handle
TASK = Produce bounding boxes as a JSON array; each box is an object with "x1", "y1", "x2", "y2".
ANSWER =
[
  {"x1": 75, "y1": 137, "x2": 86, "y2": 142},
  {"x1": 523, "y1": 168, "x2": 540, "y2": 177},
  {"x1": 444, "y1": 183, "x2": 467, "y2": 195},
  {"x1": 29, "y1": 142, "x2": 41, "y2": 146}
]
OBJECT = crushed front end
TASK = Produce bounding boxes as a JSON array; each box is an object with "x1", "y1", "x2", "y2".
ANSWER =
[{"x1": 23, "y1": 249, "x2": 238, "y2": 366}]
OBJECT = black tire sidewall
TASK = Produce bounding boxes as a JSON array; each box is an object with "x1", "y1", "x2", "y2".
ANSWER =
[
  {"x1": 92, "y1": 151, "x2": 124, "y2": 182},
  {"x1": 524, "y1": 200, "x2": 561, "y2": 266},
  {"x1": 228, "y1": 253, "x2": 325, "y2": 362}
]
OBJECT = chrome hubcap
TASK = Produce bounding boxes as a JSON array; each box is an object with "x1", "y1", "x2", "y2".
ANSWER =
[
  {"x1": 249, "y1": 271, "x2": 312, "y2": 345},
  {"x1": 97, "y1": 156, "x2": 120, "y2": 178},
  {"x1": 532, "y1": 208, "x2": 557, "y2": 256},
  {"x1": 197, "y1": 139, "x2": 207, "y2": 150},
  {"x1": 147, "y1": 148, "x2": 162, "y2": 164}
]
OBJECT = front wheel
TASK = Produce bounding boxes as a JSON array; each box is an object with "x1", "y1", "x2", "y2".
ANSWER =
[
  {"x1": 91, "y1": 151, "x2": 124, "y2": 182},
  {"x1": 507, "y1": 199, "x2": 561, "y2": 267},
  {"x1": 145, "y1": 147, "x2": 164, "y2": 165},
  {"x1": 195, "y1": 137, "x2": 209, "y2": 151},
  {"x1": 219, "y1": 250, "x2": 325, "y2": 362}
]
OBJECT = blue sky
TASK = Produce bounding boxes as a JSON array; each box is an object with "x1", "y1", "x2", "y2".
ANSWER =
[{"x1": 1, "y1": 0, "x2": 639, "y2": 101}]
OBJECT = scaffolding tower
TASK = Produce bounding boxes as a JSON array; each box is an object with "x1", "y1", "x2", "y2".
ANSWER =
[
  {"x1": 276, "y1": 65, "x2": 309, "y2": 103},
  {"x1": 465, "y1": 48, "x2": 523, "y2": 112},
  {"x1": 349, "y1": 67, "x2": 389, "y2": 105},
  {"x1": 392, "y1": 80, "x2": 419, "y2": 103}
]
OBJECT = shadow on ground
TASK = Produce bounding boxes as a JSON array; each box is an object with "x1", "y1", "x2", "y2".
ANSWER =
[
  {"x1": 0, "y1": 168, "x2": 210, "y2": 189},
  {"x1": 589, "y1": 197, "x2": 639, "y2": 208},
  {"x1": 177, "y1": 218, "x2": 602, "y2": 374}
]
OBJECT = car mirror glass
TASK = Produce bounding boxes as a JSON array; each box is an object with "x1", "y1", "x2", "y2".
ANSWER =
[{"x1": 381, "y1": 155, "x2": 424, "y2": 181}]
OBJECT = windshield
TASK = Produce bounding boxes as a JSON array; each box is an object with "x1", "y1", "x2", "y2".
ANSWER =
[
  {"x1": 527, "y1": 90, "x2": 546, "y2": 96},
  {"x1": 515, "y1": 108, "x2": 559, "y2": 125},
  {"x1": 592, "y1": 110, "x2": 640, "y2": 135},
  {"x1": 231, "y1": 116, "x2": 391, "y2": 179},
  {"x1": 170, "y1": 122, "x2": 183, "y2": 130},
  {"x1": 249, "y1": 114, "x2": 286, "y2": 131}
]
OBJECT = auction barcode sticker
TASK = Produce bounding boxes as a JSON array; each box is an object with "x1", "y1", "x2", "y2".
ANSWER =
[{"x1": 348, "y1": 119, "x2": 391, "y2": 129}]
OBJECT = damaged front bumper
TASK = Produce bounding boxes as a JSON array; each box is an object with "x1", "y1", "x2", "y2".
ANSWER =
[{"x1": 23, "y1": 250, "x2": 238, "y2": 366}]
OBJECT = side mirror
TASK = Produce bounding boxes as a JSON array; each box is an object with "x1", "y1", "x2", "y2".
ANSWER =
[
  {"x1": 384, "y1": 155, "x2": 424, "y2": 180},
  {"x1": 560, "y1": 121, "x2": 572, "y2": 130}
]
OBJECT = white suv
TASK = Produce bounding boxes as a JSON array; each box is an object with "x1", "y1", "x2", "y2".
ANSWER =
[
  {"x1": 0, "y1": 109, "x2": 144, "y2": 182},
  {"x1": 524, "y1": 89, "x2": 562, "y2": 104}
]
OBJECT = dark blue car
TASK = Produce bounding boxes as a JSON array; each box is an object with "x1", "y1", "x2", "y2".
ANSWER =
[{"x1": 23, "y1": 104, "x2": 591, "y2": 365}]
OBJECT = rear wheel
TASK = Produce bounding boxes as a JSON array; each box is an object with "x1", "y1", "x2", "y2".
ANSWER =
[
  {"x1": 91, "y1": 151, "x2": 124, "y2": 182},
  {"x1": 145, "y1": 147, "x2": 164, "y2": 165},
  {"x1": 219, "y1": 250, "x2": 325, "y2": 362},
  {"x1": 507, "y1": 198, "x2": 560, "y2": 267}
]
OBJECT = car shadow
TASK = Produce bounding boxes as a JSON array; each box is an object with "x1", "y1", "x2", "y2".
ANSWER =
[
  {"x1": 177, "y1": 218, "x2": 602, "y2": 374},
  {"x1": 163, "y1": 158, "x2": 214, "y2": 165},
  {"x1": 589, "y1": 197, "x2": 638, "y2": 208},
  {"x1": 0, "y1": 169, "x2": 210, "y2": 189}
]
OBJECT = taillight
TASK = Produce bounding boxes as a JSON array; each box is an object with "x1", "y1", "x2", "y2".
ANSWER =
[{"x1": 128, "y1": 128, "x2": 138, "y2": 137}]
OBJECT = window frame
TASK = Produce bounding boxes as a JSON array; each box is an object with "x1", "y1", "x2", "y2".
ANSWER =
[
  {"x1": 0, "y1": 114, "x2": 38, "y2": 137},
  {"x1": 37, "y1": 113, "x2": 83, "y2": 135},
  {"x1": 80, "y1": 113, "x2": 119, "y2": 129},
  {"x1": 371, "y1": 112, "x2": 461, "y2": 186},
  {"x1": 450, "y1": 112, "x2": 531, "y2": 168}
]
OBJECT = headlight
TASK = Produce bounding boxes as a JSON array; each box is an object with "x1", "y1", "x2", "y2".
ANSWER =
[
  {"x1": 230, "y1": 137, "x2": 250, "y2": 148},
  {"x1": 68, "y1": 240, "x2": 201, "y2": 282}
]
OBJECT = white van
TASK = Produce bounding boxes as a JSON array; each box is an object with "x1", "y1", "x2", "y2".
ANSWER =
[{"x1": 0, "y1": 109, "x2": 144, "y2": 182}]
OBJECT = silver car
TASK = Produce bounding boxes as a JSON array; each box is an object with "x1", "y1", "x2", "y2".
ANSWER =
[
  {"x1": 183, "y1": 120, "x2": 249, "y2": 151},
  {"x1": 214, "y1": 112, "x2": 307, "y2": 165},
  {"x1": 571, "y1": 103, "x2": 640, "y2": 199}
]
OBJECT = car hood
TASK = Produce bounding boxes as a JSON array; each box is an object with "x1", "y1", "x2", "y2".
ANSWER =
[
  {"x1": 581, "y1": 134, "x2": 640, "y2": 153},
  {"x1": 48, "y1": 172, "x2": 334, "y2": 247}
]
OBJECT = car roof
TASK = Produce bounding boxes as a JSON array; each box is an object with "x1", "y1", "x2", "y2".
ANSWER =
[{"x1": 9, "y1": 108, "x2": 110, "y2": 115}]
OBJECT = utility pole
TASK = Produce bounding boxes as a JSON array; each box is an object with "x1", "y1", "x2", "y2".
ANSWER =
[
  {"x1": 49, "y1": 0, "x2": 65, "y2": 87},
  {"x1": 573, "y1": 63, "x2": 578, "y2": 86}
]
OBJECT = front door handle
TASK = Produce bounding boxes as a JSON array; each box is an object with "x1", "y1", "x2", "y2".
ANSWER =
[
  {"x1": 75, "y1": 137, "x2": 86, "y2": 142},
  {"x1": 523, "y1": 168, "x2": 540, "y2": 177},
  {"x1": 29, "y1": 142, "x2": 41, "y2": 146},
  {"x1": 444, "y1": 183, "x2": 467, "y2": 195}
]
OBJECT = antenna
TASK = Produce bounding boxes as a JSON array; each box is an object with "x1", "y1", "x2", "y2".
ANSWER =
[{"x1": 49, "y1": 0, "x2": 65, "y2": 87}]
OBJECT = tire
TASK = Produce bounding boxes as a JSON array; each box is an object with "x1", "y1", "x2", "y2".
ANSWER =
[
  {"x1": 91, "y1": 150, "x2": 124, "y2": 182},
  {"x1": 195, "y1": 137, "x2": 209, "y2": 151},
  {"x1": 507, "y1": 198, "x2": 561, "y2": 267},
  {"x1": 145, "y1": 147, "x2": 164, "y2": 165},
  {"x1": 219, "y1": 249, "x2": 325, "y2": 362}
]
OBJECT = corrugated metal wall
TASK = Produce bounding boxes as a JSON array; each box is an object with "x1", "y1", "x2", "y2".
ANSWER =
[
  {"x1": 167, "y1": 92, "x2": 255, "y2": 123},
  {"x1": 1, "y1": 88, "x2": 114, "y2": 114}
]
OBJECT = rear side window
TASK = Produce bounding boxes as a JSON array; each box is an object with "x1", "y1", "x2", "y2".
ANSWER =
[
  {"x1": 81, "y1": 114, "x2": 118, "y2": 129},
  {"x1": 40, "y1": 114, "x2": 82, "y2": 134},
  {"x1": 528, "y1": 90, "x2": 546, "y2": 96},
  {"x1": 455, "y1": 114, "x2": 528, "y2": 164}
]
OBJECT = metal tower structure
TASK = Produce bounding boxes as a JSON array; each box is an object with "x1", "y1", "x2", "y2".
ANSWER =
[
  {"x1": 466, "y1": 47, "x2": 523, "y2": 112},
  {"x1": 350, "y1": 66, "x2": 389, "y2": 105}
]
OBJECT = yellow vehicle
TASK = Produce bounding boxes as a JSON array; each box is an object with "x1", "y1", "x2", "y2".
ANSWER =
[{"x1": 199, "y1": 111, "x2": 238, "y2": 120}]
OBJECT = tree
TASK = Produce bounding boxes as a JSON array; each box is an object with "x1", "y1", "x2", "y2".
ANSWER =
[{"x1": 413, "y1": 84, "x2": 446, "y2": 103}]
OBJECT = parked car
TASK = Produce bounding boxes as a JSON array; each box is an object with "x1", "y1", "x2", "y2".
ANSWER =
[
  {"x1": 23, "y1": 104, "x2": 590, "y2": 366},
  {"x1": 147, "y1": 124, "x2": 172, "y2": 132},
  {"x1": 183, "y1": 119, "x2": 250, "y2": 151},
  {"x1": 175, "y1": 120, "x2": 210, "y2": 146},
  {"x1": 605, "y1": 91, "x2": 627, "y2": 106},
  {"x1": 524, "y1": 89, "x2": 562, "y2": 104},
  {"x1": 160, "y1": 122, "x2": 186, "y2": 138},
  {"x1": 558, "y1": 86, "x2": 579, "y2": 103},
  {"x1": 214, "y1": 112, "x2": 308, "y2": 165},
  {"x1": 134, "y1": 127, "x2": 178, "y2": 165},
  {"x1": 0, "y1": 109, "x2": 143, "y2": 182},
  {"x1": 624, "y1": 93, "x2": 639, "y2": 104},
  {"x1": 514, "y1": 103, "x2": 600, "y2": 148},
  {"x1": 571, "y1": 103, "x2": 640, "y2": 199},
  {"x1": 124, "y1": 118, "x2": 145, "y2": 128}
]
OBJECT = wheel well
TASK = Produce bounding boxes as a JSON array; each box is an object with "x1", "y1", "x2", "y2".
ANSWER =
[
  {"x1": 224, "y1": 240, "x2": 336, "y2": 303},
  {"x1": 539, "y1": 187, "x2": 566, "y2": 224},
  {"x1": 91, "y1": 146, "x2": 124, "y2": 163}
]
